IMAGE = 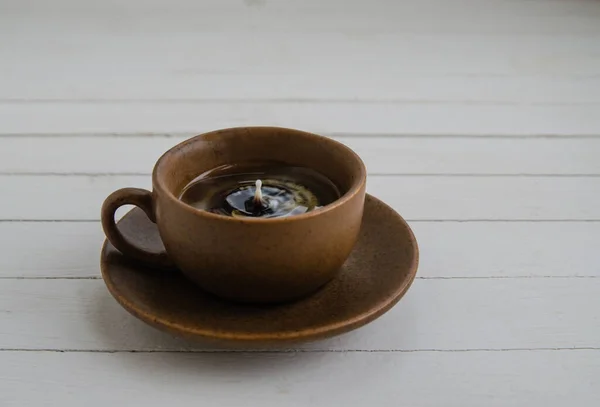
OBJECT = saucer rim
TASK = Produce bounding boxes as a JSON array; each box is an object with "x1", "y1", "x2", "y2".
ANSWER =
[{"x1": 100, "y1": 193, "x2": 419, "y2": 344}]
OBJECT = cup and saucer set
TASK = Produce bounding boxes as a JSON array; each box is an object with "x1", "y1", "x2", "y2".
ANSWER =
[{"x1": 100, "y1": 127, "x2": 418, "y2": 347}]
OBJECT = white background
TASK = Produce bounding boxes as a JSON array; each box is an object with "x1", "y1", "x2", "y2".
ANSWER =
[{"x1": 1, "y1": 0, "x2": 599, "y2": 405}]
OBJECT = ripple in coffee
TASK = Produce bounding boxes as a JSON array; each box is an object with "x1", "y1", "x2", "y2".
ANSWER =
[{"x1": 179, "y1": 161, "x2": 341, "y2": 218}]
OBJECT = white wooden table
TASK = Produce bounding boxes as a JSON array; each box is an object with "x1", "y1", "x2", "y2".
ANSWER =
[{"x1": 1, "y1": 0, "x2": 599, "y2": 405}]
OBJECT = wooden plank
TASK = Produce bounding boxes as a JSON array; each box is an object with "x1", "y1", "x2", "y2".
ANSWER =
[
  {"x1": 0, "y1": 279, "x2": 598, "y2": 351},
  {"x1": 4, "y1": 0, "x2": 600, "y2": 23},
  {"x1": 1, "y1": 221, "x2": 598, "y2": 279},
  {"x1": 3, "y1": 0, "x2": 600, "y2": 105},
  {"x1": 10, "y1": 29, "x2": 600, "y2": 83},
  {"x1": 2, "y1": 1, "x2": 599, "y2": 137},
  {"x1": 0, "y1": 222, "x2": 103, "y2": 278},
  {"x1": 1, "y1": 175, "x2": 598, "y2": 221},
  {"x1": 3, "y1": 76, "x2": 600, "y2": 104},
  {"x1": 3, "y1": 25, "x2": 600, "y2": 103},
  {"x1": 417, "y1": 222, "x2": 600, "y2": 278},
  {"x1": 1, "y1": 350, "x2": 599, "y2": 407},
  {"x1": 3, "y1": 136, "x2": 600, "y2": 175},
  {"x1": 3, "y1": 1, "x2": 600, "y2": 132},
  {"x1": 2, "y1": 102, "x2": 600, "y2": 136},
  {"x1": 3, "y1": 3, "x2": 600, "y2": 76},
  {"x1": 1, "y1": 1, "x2": 598, "y2": 403},
  {"x1": 12, "y1": 12, "x2": 584, "y2": 36}
]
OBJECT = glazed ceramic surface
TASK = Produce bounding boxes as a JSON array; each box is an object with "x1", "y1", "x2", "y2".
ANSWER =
[
  {"x1": 101, "y1": 194, "x2": 419, "y2": 345},
  {"x1": 102, "y1": 127, "x2": 366, "y2": 303}
]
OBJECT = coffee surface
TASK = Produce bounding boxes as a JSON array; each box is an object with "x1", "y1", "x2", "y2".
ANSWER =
[{"x1": 179, "y1": 161, "x2": 340, "y2": 218}]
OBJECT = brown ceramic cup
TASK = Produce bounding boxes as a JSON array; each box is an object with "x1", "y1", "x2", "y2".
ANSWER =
[{"x1": 101, "y1": 127, "x2": 367, "y2": 303}]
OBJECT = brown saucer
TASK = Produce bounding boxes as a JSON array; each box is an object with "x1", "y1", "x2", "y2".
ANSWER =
[{"x1": 100, "y1": 194, "x2": 419, "y2": 346}]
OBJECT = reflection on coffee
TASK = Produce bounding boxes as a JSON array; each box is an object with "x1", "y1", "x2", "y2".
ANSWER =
[{"x1": 179, "y1": 161, "x2": 341, "y2": 218}]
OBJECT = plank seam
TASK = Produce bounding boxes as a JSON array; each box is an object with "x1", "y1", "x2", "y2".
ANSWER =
[
  {"x1": 0, "y1": 276, "x2": 597, "y2": 280},
  {"x1": 3, "y1": 219, "x2": 600, "y2": 223},
  {"x1": 2, "y1": 98, "x2": 600, "y2": 107},
  {"x1": 0, "y1": 348, "x2": 598, "y2": 354},
  {"x1": 1, "y1": 133, "x2": 600, "y2": 139},
  {"x1": 3, "y1": 172, "x2": 600, "y2": 177}
]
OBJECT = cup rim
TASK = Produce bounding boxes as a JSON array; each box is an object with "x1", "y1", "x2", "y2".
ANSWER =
[{"x1": 152, "y1": 126, "x2": 367, "y2": 223}]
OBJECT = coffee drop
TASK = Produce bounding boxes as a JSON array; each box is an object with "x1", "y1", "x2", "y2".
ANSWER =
[{"x1": 179, "y1": 161, "x2": 340, "y2": 219}]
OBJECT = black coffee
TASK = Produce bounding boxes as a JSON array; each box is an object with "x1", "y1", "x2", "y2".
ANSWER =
[{"x1": 179, "y1": 161, "x2": 341, "y2": 219}]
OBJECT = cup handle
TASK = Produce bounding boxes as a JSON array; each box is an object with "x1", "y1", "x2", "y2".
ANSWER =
[{"x1": 101, "y1": 188, "x2": 175, "y2": 270}]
